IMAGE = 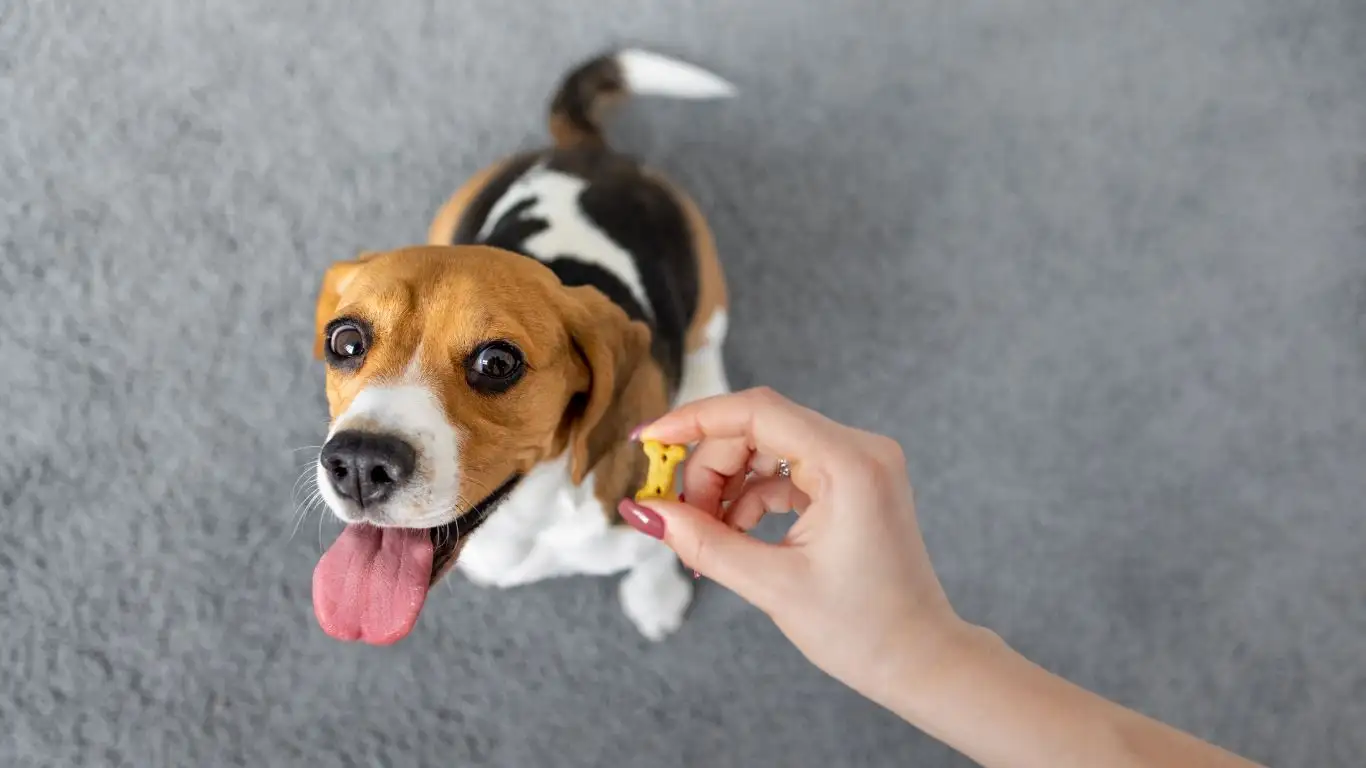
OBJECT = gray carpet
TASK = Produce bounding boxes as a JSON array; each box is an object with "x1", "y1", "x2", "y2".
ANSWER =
[{"x1": 4, "y1": 1, "x2": 1365, "y2": 765}]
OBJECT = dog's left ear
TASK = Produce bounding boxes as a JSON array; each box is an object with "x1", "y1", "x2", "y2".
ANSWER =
[
  {"x1": 561, "y1": 285, "x2": 665, "y2": 485},
  {"x1": 313, "y1": 251, "x2": 380, "y2": 359}
]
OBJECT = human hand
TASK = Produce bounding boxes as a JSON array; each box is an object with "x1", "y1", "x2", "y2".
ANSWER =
[
  {"x1": 619, "y1": 389, "x2": 1265, "y2": 768},
  {"x1": 618, "y1": 387, "x2": 971, "y2": 704}
]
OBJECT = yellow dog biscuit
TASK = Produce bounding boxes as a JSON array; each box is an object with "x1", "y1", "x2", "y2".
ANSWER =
[{"x1": 636, "y1": 440, "x2": 687, "y2": 502}]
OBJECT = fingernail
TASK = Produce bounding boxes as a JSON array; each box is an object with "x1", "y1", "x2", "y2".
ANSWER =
[
  {"x1": 618, "y1": 499, "x2": 665, "y2": 540},
  {"x1": 628, "y1": 421, "x2": 653, "y2": 442},
  {"x1": 692, "y1": 570, "x2": 700, "y2": 580}
]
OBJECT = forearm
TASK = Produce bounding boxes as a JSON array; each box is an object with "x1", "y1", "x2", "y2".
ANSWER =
[{"x1": 876, "y1": 625, "x2": 1262, "y2": 768}]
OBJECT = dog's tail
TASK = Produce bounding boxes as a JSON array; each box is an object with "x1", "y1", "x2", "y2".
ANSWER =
[{"x1": 548, "y1": 49, "x2": 736, "y2": 149}]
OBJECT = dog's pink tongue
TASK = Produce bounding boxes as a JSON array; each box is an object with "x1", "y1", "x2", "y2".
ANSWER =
[{"x1": 313, "y1": 524, "x2": 433, "y2": 645}]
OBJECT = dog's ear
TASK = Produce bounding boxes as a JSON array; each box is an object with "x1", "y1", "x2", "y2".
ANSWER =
[
  {"x1": 560, "y1": 285, "x2": 665, "y2": 485},
  {"x1": 313, "y1": 251, "x2": 379, "y2": 359}
]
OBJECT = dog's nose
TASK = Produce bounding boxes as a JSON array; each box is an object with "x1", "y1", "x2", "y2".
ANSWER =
[{"x1": 320, "y1": 431, "x2": 417, "y2": 508}]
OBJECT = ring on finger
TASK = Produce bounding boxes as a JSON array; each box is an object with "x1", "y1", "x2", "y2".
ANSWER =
[{"x1": 747, "y1": 454, "x2": 791, "y2": 479}]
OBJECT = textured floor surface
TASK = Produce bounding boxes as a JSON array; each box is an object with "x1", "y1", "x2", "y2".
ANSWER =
[{"x1": 4, "y1": 1, "x2": 1366, "y2": 766}]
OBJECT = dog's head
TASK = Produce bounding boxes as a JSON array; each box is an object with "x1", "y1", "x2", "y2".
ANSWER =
[{"x1": 308, "y1": 245, "x2": 655, "y2": 644}]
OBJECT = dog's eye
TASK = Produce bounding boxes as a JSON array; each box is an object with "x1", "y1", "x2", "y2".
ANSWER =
[
  {"x1": 328, "y1": 324, "x2": 366, "y2": 359},
  {"x1": 466, "y1": 341, "x2": 525, "y2": 394}
]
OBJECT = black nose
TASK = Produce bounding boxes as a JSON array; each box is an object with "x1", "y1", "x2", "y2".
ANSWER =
[{"x1": 320, "y1": 431, "x2": 417, "y2": 508}]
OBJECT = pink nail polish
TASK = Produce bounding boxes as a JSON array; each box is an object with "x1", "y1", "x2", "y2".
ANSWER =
[
  {"x1": 617, "y1": 499, "x2": 665, "y2": 540},
  {"x1": 692, "y1": 570, "x2": 700, "y2": 580},
  {"x1": 628, "y1": 421, "x2": 653, "y2": 442}
]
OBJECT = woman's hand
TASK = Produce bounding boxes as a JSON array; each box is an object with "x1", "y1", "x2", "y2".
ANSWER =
[
  {"x1": 621, "y1": 387, "x2": 1264, "y2": 768},
  {"x1": 619, "y1": 387, "x2": 970, "y2": 704}
]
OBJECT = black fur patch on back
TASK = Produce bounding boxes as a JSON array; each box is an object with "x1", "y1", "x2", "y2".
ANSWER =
[
  {"x1": 544, "y1": 258, "x2": 650, "y2": 325},
  {"x1": 450, "y1": 153, "x2": 541, "y2": 245},
  {"x1": 448, "y1": 147, "x2": 697, "y2": 390}
]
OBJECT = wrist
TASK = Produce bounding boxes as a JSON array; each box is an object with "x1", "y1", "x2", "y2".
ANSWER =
[{"x1": 860, "y1": 615, "x2": 998, "y2": 720}]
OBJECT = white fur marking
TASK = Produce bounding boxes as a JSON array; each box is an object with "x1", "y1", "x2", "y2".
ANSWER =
[
  {"x1": 477, "y1": 164, "x2": 654, "y2": 318},
  {"x1": 317, "y1": 374, "x2": 462, "y2": 528},
  {"x1": 673, "y1": 310, "x2": 731, "y2": 406},
  {"x1": 617, "y1": 49, "x2": 738, "y2": 99},
  {"x1": 456, "y1": 454, "x2": 583, "y2": 586}
]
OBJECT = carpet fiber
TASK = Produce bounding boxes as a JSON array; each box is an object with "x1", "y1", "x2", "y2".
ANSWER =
[{"x1": 4, "y1": 1, "x2": 1365, "y2": 765}]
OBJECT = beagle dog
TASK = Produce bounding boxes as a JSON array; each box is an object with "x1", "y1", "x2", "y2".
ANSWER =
[{"x1": 309, "y1": 50, "x2": 735, "y2": 645}]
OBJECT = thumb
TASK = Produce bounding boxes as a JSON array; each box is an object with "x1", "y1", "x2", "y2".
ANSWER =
[{"x1": 633, "y1": 499, "x2": 791, "y2": 611}]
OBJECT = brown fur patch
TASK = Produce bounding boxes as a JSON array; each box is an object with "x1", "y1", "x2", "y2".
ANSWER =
[
  {"x1": 576, "y1": 343, "x2": 668, "y2": 520},
  {"x1": 592, "y1": 440, "x2": 651, "y2": 522}
]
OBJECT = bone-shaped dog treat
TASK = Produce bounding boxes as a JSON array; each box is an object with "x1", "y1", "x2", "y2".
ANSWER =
[{"x1": 636, "y1": 440, "x2": 687, "y2": 502}]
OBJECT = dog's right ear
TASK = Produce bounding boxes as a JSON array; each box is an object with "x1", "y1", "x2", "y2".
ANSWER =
[{"x1": 313, "y1": 251, "x2": 379, "y2": 360}]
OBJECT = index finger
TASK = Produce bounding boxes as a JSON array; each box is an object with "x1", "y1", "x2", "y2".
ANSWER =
[{"x1": 641, "y1": 387, "x2": 842, "y2": 468}]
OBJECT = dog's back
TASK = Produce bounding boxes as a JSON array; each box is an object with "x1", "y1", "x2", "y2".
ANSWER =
[{"x1": 428, "y1": 50, "x2": 735, "y2": 393}]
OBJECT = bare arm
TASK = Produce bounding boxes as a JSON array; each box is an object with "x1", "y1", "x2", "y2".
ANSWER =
[
  {"x1": 879, "y1": 625, "x2": 1263, "y2": 768},
  {"x1": 622, "y1": 387, "x2": 1264, "y2": 768}
]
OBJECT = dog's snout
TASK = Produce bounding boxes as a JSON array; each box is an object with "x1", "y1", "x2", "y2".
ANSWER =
[{"x1": 320, "y1": 430, "x2": 417, "y2": 509}]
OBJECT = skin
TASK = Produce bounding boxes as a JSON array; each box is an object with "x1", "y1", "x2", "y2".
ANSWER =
[{"x1": 621, "y1": 387, "x2": 1265, "y2": 768}]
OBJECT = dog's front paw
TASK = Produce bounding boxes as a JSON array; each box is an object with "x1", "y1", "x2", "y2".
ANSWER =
[{"x1": 620, "y1": 561, "x2": 693, "y2": 641}]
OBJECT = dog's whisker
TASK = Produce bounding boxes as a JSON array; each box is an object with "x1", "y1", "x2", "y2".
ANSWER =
[
  {"x1": 444, "y1": 489, "x2": 505, "y2": 553},
  {"x1": 445, "y1": 502, "x2": 473, "y2": 550},
  {"x1": 288, "y1": 499, "x2": 307, "y2": 532},
  {"x1": 289, "y1": 467, "x2": 319, "y2": 512},
  {"x1": 291, "y1": 466, "x2": 317, "y2": 502},
  {"x1": 287, "y1": 490, "x2": 311, "y2": 531},
  {"x1": 289, "y1": 501, "x2": 312, "y2": 541},
  {"x1": 289, "y1": 484, "x2": 326, "y2": 542},
  {"x1": 464, "y1": 477, "x2": 496, "y2": 497},
  {"x1": 317, "y1": 503, "x2": 330, "y2": 554}
]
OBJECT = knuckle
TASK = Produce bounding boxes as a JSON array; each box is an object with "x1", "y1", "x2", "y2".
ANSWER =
[
  {"x1": 747, "y1": 386, "x2": 783, "y2": 407},
  {"x1": 829, "y1": 434, "x2": 906, "y2": 484},
  {"x1": 871, "y1": 435, "x2": 907, "y2": 468},
  {"x1": 828, "y1": 451, "x2": 877, "y2": 484}
]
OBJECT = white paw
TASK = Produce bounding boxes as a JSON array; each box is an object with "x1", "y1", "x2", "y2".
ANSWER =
[{"x1": 620, "y1": 561, "x2": 693, "y2": 641}]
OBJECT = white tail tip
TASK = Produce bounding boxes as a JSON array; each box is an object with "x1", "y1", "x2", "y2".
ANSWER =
[{"x1": 616, "y1": 49, "x2": 738, "y2": 100}]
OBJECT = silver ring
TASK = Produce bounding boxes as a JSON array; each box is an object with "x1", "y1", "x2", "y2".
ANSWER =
[{"x1": 776, "y1": 459, "x2": 791, "y2": 478}]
